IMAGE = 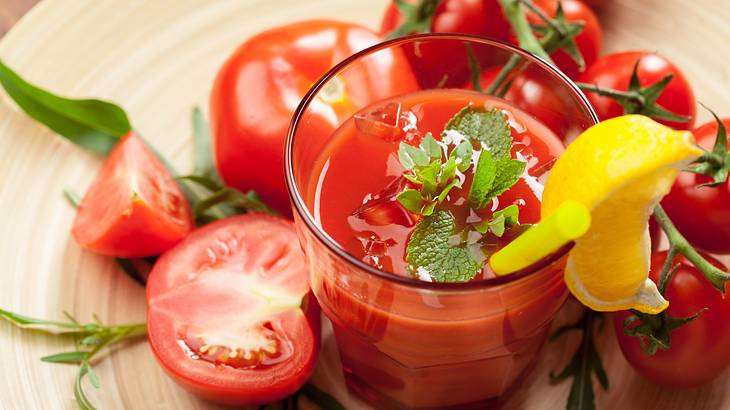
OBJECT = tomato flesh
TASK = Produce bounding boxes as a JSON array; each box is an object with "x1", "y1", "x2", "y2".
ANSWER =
[
  {"x1": 146, "y1": 214, "x2": 319, "y2": 405},
  {"x1": 71, "y1": 132, "x2": 193, "y2": 257},
  {"x1": 614, "y1": 252, "x2": 730, "y2": 388},
  {"x1": 662, "y1": 118, "x2": 730, "y2": 254}
]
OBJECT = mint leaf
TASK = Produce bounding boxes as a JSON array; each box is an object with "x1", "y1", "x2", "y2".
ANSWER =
[
  {"x1": 397, "y1": 189, "x2": 424, "y2": 213},
  {"x1": 437, "y1": 179, "x2": 460, "y2": 203},
  {"x1": 406, "y1": 211, "x2": 481, "y2": 282},
  {"x1": 445, "y1": 106, "x2": 512, "y2": 160},
  {"x1": 399, "y1": 142, "x2": 429, "y2": 170},
  {"x1": 468, "y1": 150, "x2": 497, "y2": 210},
  {"x1": 487, "y1": 158, "x2": 526, "y2": 200},
  {"x1": 440, "y1": 156, "x2": 457, "y2": 184},
  {"x1": 418, "y1": 160, "x2": 441, "y2": 196},
  {"x1": 420, "y1": 132, "x2": 442, "y2": 160},
  {"x1": 488, "y1": 204, "x2": 520, "y2": 237},
  {"x1": 453, "y1": 140, "x2": 473, "y2": 172}
]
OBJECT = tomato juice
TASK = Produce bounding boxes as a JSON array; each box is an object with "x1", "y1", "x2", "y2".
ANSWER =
[{"x1": 297, "y1": 89, "x2": 569, "y2": 408}]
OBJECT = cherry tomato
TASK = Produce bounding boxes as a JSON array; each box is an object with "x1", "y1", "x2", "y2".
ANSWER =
[
  {"x1": 614, "y1": 251, "x2": 730, "y2": 388},
  {"x1": 474, "y1": 68, "x2": 572, "y2": 139},
  {"x1": 71, "y1": 132, "x2": 192, "y2": 258},
  {"x1": 211, "y1": 20, "x2": 418, "y2": 216},
  {"x1": 147, "y1": 214, "x2": 320, "y2": 405},
  {"x1": 380, "y1": 0, "x2": 511, "y2": 87},
  {"x1": 578, "y1": 51, "x2": 696, "y2": 130},
  {"x1": 662, "y1": 118, "x2": 730, "y2": 254},
  {"x1": 527, "y1": 0, "x2": 603, "y2": 79}
]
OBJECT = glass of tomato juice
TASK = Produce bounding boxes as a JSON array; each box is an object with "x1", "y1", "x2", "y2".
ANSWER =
[{"x1": 285, "y1": 34, "x2": 598, "y2": 409}]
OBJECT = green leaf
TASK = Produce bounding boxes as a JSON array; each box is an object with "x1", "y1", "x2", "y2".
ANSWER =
[
  {"x1": 486, "y1": 158, "x2": 526, "y2": 200},
  {"x1": 437, "y1": 179, "x2": 460, "y2": 203},
  {"x1": 420, "y1": 133, "x2": 442, "y2": 160},
  {"x1": 399, "y1": 142, "x2": 429, "y2": 170},
  {"x1": 191, "y1": 107, "x2": 223, "y2": 183},
  {"x1": 397, "y1": 189, "x2": 424, "y2": 214},
  {"x1": 0, "y1": 308, "x2": 79, "y2": 331},
  {"x1": 301, "y1": 383, "x2": 346, "y2": 410},
  {"x1": 453, "y1": 140, "x2": 473, "y2": 172},
  {"x1": 193, "y1": 188, "x2": 277, "y2": 221},
  {"x1": 422, "y1": 201, "x2": 437, "y2": 216},
  {"x1": 75, "y1": 363, "x2": 98, "y2": 410},
  {"x1": 41, "y1": 351, "x2": 89, "y2": 364},
  {"x1": 550, "y1": 311, "x2": 608, "y2": 410},
  {"x1": 64, "y1": 188, "x2": 82, "y2": 208},
  {"x1": 417, "y1": 160, "x2": 441, "y2": 196},
  {"x1": 488, "y1": 204, "x2": 520, "y2": 237},
  {"x1": 468, "y1": 150, "x2": 497, "y2": 210},
  {"x1": 445, "y1": 107, "x2": 512, "y2": 160},
  {"x1": 0, "y1": 59, "x2": 130, "y2": 155},
  {"x1": 440, "y1": 156, "x2": 457, "y2": 184},
  {"x1": 406, "y1": 211, "x2": 481, "y2": 282}
]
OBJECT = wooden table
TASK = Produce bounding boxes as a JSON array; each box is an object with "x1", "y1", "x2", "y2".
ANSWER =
[{"x1": 1, "y1": 1, "x2": 729, "y2": 409}]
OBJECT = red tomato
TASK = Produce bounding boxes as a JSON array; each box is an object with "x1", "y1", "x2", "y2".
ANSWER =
[
  {"x1": 71, "y1": 132, "x2": 192, "y2": 258},
  {"x1": 380, "y1": 0, "x2": 511, "y2": 87},
  {"x1": 474, "y1": 67, "x2": 571, "y2": 139},
  {"x1": 211, "y1": 20, "x2": 418, "y2": 217},
  {"x1": 614, "y1": 251, "x2": 730, "y2": 388},
  {"x1": 527, "y1": 0, "x2": 603, "y2": 79},
  {"x1": 662, "y1": 118, "x2": 730, "y2": 254},
  {"x1": 578, "y1": 51, "x2": 696, "y2": 130},
  {"x1": 147, "y1": 214, "x2": 320, "y2": 405}
]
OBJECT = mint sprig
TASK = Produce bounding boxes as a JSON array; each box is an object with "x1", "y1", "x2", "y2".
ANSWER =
[
  {"x1": 445, "y1": 106, "x2": 512, "y2": 160},
  {"x1": 406, "y1": 211, "x2": 481, "y2": 282},
  {"x1": 396, "y1": 133, "x2": 465, "y2": 216}
]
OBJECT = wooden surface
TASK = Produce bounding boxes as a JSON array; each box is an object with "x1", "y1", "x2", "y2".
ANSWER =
[{"x1": 0, "y1": 1, "x2": 729, "y2": 409}]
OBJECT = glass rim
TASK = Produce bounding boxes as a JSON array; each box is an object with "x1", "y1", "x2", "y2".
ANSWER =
[{"x1": 284, "y1": 33, "x2": 598, "y2": 291}]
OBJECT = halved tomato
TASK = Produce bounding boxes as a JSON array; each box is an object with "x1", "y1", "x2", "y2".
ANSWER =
[
  {"x1": 71, "y1": 132, "x2": 193, "y2": 257},
  {"x1": 146, "y1": 214, "x2": 319, "y2": 406}
]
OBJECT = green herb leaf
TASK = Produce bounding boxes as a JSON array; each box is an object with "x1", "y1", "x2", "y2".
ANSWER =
[
  {"x1": 300, "y1": 383, "x2": 346, "y2": 410},
  {"x1": 75, "y1": 362, "x2": 97, "y2": 410},
  {"x1": 0, "y1": 59, "x2": 130, "y2": 155},
  {"x1": 488, "y1": 204, "x2": 520, "y2": 237},
  {"x1": 406, "y1": 211, "x2": 481, "y2": 282},
  {"x1": 41, "y1": 351, "x2": 90, "y2": 364},
  {"x1": 399, "y1": 142, "x2": 430, "y2": 170},
  {"x1": 550, "y1": 310, "x2": 608, "y2": 410},
  {"x1": 453, "y1": 140, "x2": 473, "y2": 172},
  {"x1": 468, "y1": 150, "x2": 497, "y2": 210},
  {"x1": 486, "y1": 158, "x2": 526, "y2": 200},
  {"x1": 440, "y1": 155, "x2": 458, "y2": 184},
  {"x1": 417, "y1": 160, "x2": 442, "y2": 196},
  {"x1": 397, "y1": 189, "x2": 424, "y2": 214},
  {"x1": 422, "y1": 201, "x2": 437, "y2": 216},
  {"x1": 445, "y1": 107, "x2": 512, "y2": 160},
  {"x1": 191, "y1": 107, "x2": 223, "y2": 184},
  {"x1": 420, "y1": 132, "x2": 442, "y2": 160},
  {"x1": 437, "y1": 179, "x2": 460, "y2": 203},
  {"x1": 193, "y1": 187, "x2": 277, "y2": 221}
]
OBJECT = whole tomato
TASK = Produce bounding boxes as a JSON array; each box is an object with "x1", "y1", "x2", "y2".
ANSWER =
[
  {"x1": 662, "y1": 118, "x2": 730, "y2": 254},
  {"x1": 578, "y1": 51, "x2": 696, "y2": 130},
  {"x1": 380, "y1": 0, "x2": 511, "y2": 87},
  {"x1": 614, "y1": 252, "x2": 730, "y2": 388},
  {"x1": 527, "y1": 0, "x2": 603, "y2": 79},
  {"x1": 211, "y1": 20, "x2": 418, "y2": 216}
]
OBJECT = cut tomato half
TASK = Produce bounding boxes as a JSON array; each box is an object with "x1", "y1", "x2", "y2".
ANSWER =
[
  {"x1": 71, "y1": 132, "x2": 193, "y2": 257},
  {"x1": 146, "y1": 214, "x2": 319, "y2": 406}
]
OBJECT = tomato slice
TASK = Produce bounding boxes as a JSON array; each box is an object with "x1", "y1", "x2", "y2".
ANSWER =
[
  {"x1": 71, "y1": 132, "x2": 193, "y2": 257},
  {"x1": 146, "y1": 214, "x2": 319, "y2": 406}
]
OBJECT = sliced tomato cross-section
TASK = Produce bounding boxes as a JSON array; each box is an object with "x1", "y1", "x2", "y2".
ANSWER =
[{"x1": 146, "y1": 214, "x2": 319, "y2": 406}]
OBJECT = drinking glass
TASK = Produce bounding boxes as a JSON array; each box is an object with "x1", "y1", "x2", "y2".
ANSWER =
[{"x1": 285, "y1": 34, "x2": 598, "y2": 409}]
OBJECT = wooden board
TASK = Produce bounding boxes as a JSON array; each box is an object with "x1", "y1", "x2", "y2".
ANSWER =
[{"x1": 0, "y1": 1, "x2": 729, "y2": 409}]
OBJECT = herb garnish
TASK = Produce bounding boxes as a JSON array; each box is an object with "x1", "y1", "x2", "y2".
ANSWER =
[{"x1": 396, "y1": 105, "x2": 527, "y2": 282}]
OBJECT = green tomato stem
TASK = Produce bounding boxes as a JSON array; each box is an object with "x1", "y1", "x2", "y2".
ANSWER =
[
  {"x1": 576, "y1": 82, "x2": 645, "y2": 104},
  {"x1": 653, "y1": 204, "x2": 730, "y2": 292}
]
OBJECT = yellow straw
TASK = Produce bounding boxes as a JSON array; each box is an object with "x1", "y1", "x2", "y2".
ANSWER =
[{"x1": 490, "y1": 201, "x2": 591, "y2": 276}]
